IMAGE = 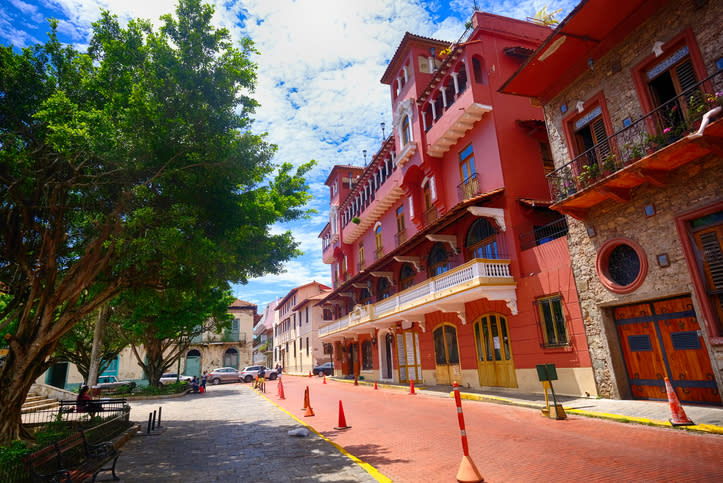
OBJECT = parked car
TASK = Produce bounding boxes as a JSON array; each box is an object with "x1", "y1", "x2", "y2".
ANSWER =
[
  {"x1": 239, "y1": 365, "x2": 277, "y2": 383},
  {"x1": 160, "y1": 373, "x2": 193, "y2": 385},
  {"x1": 312, "y1": 362, "x2": 334, "y2": 377},
  {"x1": 95, "y1": 375, "x2": 136, "y2": 392},
  {"x1": 207, "y1": 367, "x2": 242, "y2": 385}
]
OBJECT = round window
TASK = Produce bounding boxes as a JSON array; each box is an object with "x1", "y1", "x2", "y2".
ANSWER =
[{"x1": 596, "y1": 238, "x2": 648, "y2": 294}]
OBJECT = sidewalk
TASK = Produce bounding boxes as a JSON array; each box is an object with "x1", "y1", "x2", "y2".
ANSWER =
[{"x1": 330, "y1": 376, "x2": 723, "y2": 433}]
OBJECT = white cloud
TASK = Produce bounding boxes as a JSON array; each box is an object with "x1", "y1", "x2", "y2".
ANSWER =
[{"x1": 9, "y1": 0, "x2": 577, "y2": 304}]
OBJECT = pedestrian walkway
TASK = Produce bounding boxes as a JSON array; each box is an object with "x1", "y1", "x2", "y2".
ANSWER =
[
  {"x1": 332, "y1": 376, "x2": 723, "y2": 432},
  {"x1": 116, "y1": 384, "x2": 377, "y2": 482}
]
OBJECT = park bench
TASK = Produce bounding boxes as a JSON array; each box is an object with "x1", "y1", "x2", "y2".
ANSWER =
[
  {"x1": 58, "y1": 398, "x2": 128, "y2": 419},
  {"x1": 25, "y1": 416, "x2": 128, "y2": 482}
]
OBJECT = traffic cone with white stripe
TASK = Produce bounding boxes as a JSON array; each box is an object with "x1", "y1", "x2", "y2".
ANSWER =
[
  {"x1": 454, "y1": 382, "x2": 484, "y2": 482},
  {"x1": 304, "y1": 386, "x2": 315, "y2": 417},
  {"x1": 664, "y1": 377, "x2": 694, "y2": 426}
]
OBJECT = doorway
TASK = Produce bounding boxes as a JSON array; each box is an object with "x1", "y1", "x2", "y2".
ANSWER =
[
  {"x1": 473, "y1": 314, "x2": 517, "y2": 387},
  {"x1": 433, "y1": 324, "x2": 461, "y2": 385},
  {"x1": 614, "y1": 296, "x2": 720, "y2": 404},
  {"x1": 396, "y1": 330, "x2": 421, "y2": 383},
  {"x1": 46, "y1": 362, "x2": 69, "y2": 389},
  {"x1": 382, "y1": 333, "x2": 394, "y2": 380}
]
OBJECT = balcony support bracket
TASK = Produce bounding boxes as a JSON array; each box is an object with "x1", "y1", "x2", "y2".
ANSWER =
[
  {"x1": 370, "y1": 271, "x2": 394, "y2": 283},
  {"x1": 599, "y1": 186, "x2": 632, "y2": 202},
  {"x1": 467, "y1": 207, "x2": 506, "y2": 231},
  {"x1": 425, "y1": 234, "x2": 459, "y2": 255},
  {"x1": 638, "y1": 168, "x2": 669, "y2": 187},
  {"x1": 394, "y1": 256, "x2": 422, "y2": 272}
]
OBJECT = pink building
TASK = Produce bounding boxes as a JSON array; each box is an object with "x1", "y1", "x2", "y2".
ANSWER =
[{"x1": 317, "y1": 12, "x2": 597, "y2": 396}]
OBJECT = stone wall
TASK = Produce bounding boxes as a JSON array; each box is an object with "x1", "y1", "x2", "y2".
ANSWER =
[{"x1": 567, "y1": 155, "x2": 722, "y2": 397}]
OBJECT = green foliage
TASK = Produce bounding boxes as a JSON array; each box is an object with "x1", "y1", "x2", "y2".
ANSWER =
[
  {"x1": 0, "y1": 0, "x2": 314, "y2": 444},
  {"x1": 0, "y1": 440, "x2": 31, "y2": 468}
]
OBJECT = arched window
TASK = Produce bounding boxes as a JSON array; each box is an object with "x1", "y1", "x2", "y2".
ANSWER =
[
  {"x1": 187, "y1": 349, "x2": 201, "y2": 357},
  {"x1": 375, "y1": 224, "x2": 383, "y2": 259},
  {"x1": 466, "y1": 218, "x2": 500, "y2": 260},
  {"x1": 457, "y1": 62, "x2": 468, "y2": 92},
  {"x1": 399, "y1": 263, "x2": 416, "y2": 290},
  {"x1": 401, "y1": 115, "x2": 411, "y2": 146},
  {"x1": 472, "y1": 57, "x2": 486, "y2": 84},
  {"x1": 377, "y1": 277, "x2": 391, "y2": 300},
  {"x1": 428, "y1": 243, "x2": 450, "y2": 276},
  {"x1": 223, "y1": 348, "x2": 239, "y2": 368},
  {"x1": 362, "y1": 340, "x2": 373, "y2": 370}
]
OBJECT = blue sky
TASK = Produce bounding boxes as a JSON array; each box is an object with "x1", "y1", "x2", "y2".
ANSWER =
[{"x1": 1, "y1": 0, "x2": 577, "y2": 312}]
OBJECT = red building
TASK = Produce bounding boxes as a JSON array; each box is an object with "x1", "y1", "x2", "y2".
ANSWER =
[
  {"x1": 502, "y1": 0, "x2": 722, "y2": 404},
  {"x1": 317, "y1": 12, "x2": 597, "y2": 396}
]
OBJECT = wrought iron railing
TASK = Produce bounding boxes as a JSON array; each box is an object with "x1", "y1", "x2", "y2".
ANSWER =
[
  {"x1": 519, "y1": 218, "x2": 569, "y2": 251},
  {"x1": 394, "y1": 230, "x2": 407, "y2": 247},
  {"x1": 457, "y1": 173, "x2": 480, "y2": 201},
  {"x1": 547, "y1": 70, "x2": 722, "y2": 203},
  {"x1": 423, "y1": 206, "x2": 438, "y2": 227}
]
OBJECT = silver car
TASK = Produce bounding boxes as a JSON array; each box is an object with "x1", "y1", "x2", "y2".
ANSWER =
[
  {"x1": 240, "y1": 365, "x2": 277, "y2": 383},
  {"x1": 207, "y1": 367, "x2": 242, "y2": 385}
]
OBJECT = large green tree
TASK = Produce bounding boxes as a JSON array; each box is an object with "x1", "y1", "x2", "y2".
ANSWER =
[
  {"x1": 119, "y1": 285, "x2": 235, "y2": 388},
  {"x1": 0, "y1": 0, "x2": 313, "y2": 444},
  {"x1": 53, "y1": 304, "x2": 128, "y2": 384}
]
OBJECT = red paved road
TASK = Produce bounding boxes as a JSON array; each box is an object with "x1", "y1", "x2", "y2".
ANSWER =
[{"x1": 265, "y1": 375, "x2": 721, "y2": 483}]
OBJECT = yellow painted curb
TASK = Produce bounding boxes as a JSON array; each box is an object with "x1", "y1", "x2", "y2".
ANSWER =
[
  {"x1": 255, "y1": 388, "x2": 392, "y2": 482},
  {"x1": 454, "y1": 391, "x2": 723, "y2": 435}
]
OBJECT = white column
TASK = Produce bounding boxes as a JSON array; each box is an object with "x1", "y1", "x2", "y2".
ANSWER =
[
  {"x1": 451, "y1": 72, "x2": 459, "y2": 95},
  {"x1": 403, "y1": 65, "x2": 409, "y2": 83},
  {"x1": 422, "y1": 111, "x2": 427, "y2": 131},
  {"x1": 430, "y1": 100, "x2": 437, "y2": 120},
  {"x1": 441, "y1": 88, "x2": 448, "y2": 108}
]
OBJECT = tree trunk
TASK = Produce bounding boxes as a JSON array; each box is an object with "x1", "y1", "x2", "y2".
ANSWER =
[
  {"x1": 0, "y1": 340, "x2": 56, "y2": 445},
  {"x1": 87, "y1": 304, "x2": 111, "y2": 387}
]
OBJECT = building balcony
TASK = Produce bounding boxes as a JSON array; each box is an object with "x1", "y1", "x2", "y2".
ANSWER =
[
  {"x1": 423, "y1": 206, "x2": 438, "y2": 227},
  {"x1": 318, "y1": 258, "x2": 517, "y2": 340},
  {"x1": 341, "y1": 179, "x2": 406, "y2": 245},
  {"x1": 425, "y1": 88, "x2": 492, "y2": 159},
  {"x1": 394, "y1": 230, "x2": 407, "y2": 247},
  {"x1": 457, "y1": 174, "x2": 481, "y2": 201},
  {"x1": 547, "y1": 71, "x2": 723, "y2": 219}
]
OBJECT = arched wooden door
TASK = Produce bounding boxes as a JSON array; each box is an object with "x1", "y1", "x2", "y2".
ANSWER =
[
  {"x1": 433, "y1": 324, "x2": 461, "y2": 385},
  {"x1": 474, "y1": 314, "x2": 517, "y2": 388}
]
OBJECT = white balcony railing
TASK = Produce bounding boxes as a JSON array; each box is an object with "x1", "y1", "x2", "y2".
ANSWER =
[{"x1": 319, "y1": 258, "x2": 514, "y2": 337}]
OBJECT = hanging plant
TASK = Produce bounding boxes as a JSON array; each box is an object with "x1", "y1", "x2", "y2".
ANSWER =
[{"x1": 351, "y1": 217, "x2": 361, "y2": 224}]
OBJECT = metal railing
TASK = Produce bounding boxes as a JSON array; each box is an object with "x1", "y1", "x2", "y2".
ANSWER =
[
  {"x1": 423, "y1": 206, "x2": 438, "y2": 227},
  {"x1": 457, "y1": 174, "x2": 480, "y2": 201},
  {"x1": 519, "y1": 218, "x2": 569, "y2": 251},
  {"x1": 547, "y1": 70, "x2": 722, "y2": 203},
  {"x1": 22, "y1": 400, "x2": 130, "y2": 426},
  {"x1": 394, "y1": 230, "x2": 407, "y2": 247}
]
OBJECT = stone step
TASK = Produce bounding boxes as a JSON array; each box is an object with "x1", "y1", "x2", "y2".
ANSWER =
[
  {"x1": 23, "y1": 397, "x2": 58, "y2": 409},
  {"x1": 21, "y1": 400, "x2": 59, "y2": 413}
]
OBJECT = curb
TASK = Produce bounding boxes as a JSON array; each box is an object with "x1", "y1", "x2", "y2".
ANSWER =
[{"x1": 455, "y1": 391, "x2": 723, "y2": 435}]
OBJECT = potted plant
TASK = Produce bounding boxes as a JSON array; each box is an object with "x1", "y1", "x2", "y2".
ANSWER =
[
  {"x1": 351, "y1": 217, "x2": 361, "y2": 225},
  {"x1": 577, "y1": 163, "x2": 600, "y2": 188},
  {"x1": 601, "y1": 153, "x2": 617, "y2": 174},
  {"x1": 624, "y1": 143, "x2": 644, "y2": 163}
]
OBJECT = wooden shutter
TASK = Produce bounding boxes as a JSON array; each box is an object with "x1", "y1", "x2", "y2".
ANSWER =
[
  {"x1": 592, "y1": 117, "x2": 610, "y2": 161},
  {"x1": 693, "y1": 224, "x2": 723, "y2": 328}
]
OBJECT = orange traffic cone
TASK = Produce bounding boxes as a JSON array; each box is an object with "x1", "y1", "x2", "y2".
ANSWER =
[
  {"x1": 373, "y1": 381, "x2": 378, "y2": 390},
  {"x1": 334, "y1": 400, "x2": 351, "y2": 430},
  {"x1": 409, "y1": 379, "x2": 416, "y2": 395},
  {"x1": 302, "y1": 386, "x2": 309, "y2": 410},
  {"x1": 323, "y1": 375, "x2": 327, "y2": 384},
  {"x1": 278, "y1": 379, "x2": 286, "y2": 400},
  {"x1": 354, "y1": 375, "x2": 358, "y2": 386},
  {"x1": 304, "y1": 387, "x2": 315, "y2": 417},
  {"x1": 457, "y1": 455, "x2": 484, "y2": 483},
  {"x1": 309, "y1": 370, "x2": 312, "y2": 377},
  {"x1": 664, "y1": 377, "x2": 694, "y2": 426}
]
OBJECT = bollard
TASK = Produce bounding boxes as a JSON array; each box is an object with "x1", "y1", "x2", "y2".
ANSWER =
[
  {"x1": 152, "y1": 410, "x2": 157, "y2": 430},
  {"x1": 453, "y1": 382, "x2": 484, "y2": 482},
  {"x1": 158, "y1": 407, "x2": 162, "y2": 428},
  {"x1": 147, "y1": 412, "x2": 152, "y2": 434}
]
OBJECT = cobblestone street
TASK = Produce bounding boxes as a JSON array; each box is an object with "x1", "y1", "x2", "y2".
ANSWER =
[{"x1": 116, "y1": 384, "x2": 376, "y2": 482}]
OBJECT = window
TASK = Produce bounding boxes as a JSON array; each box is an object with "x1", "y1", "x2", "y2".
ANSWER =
[
  {"x1": 359, "y1": 287, "x2": 371, "y2": 305},
  {"x1": 428, "y1": 243, "x2": 450, "y2": 276},
  {"x1": 358, "y1": 242, "x2": 365, "y2": 271},
  {"x1": 536, "y1": 296, "x2": 569, "y2": 347},
  {"x1": 466, "y1": 218, "x2": 500, "y2": 260},
  {"x1": 596, "y1": 238, "x2": 648, "y2": 294},
  {"x1": 472, "y1": 57, "x2": 486, "y2": 84},
  {"x1": 689, "y1": 211, "x2": 723, "y2": 335},
  {"x1": 396, "y1": 206, "x2": 405, "y2": 232},
  {"x1": 362, "y1": 341, "x2": 373, "y2": 370},
  {"x1": 401, "y1": 115, "x2": 411, "y2": 146},
  {"x1": 293, "y1": 340, "x2": 296, "y2": 357},
  {"x1": 323, "y1": 308, "x2": 333, "y2": 320},
  {"x1": 646, "y1": 45, "x2": 699, "y2": 129},
  {"x1": 377, "y1": 277, "x2": 391, "y2": 300},
  {"x1": 459, "y1": 144, "x2": 478, "y2": 200},
  {"x1": 306, "y1": 337, "x2": 310, "y2": 356},
  {"x1": 399, "y1": 263, "x2": 415, "y2": 290},
  {"x1": 306, "y1": 306, "x2": 309, "y2": 324},
  {"x1": 572, "y1": 104, "x2": 610, "y2": 167}
]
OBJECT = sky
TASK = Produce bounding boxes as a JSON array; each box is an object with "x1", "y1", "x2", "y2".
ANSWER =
[{"x1": 1, "y1": 0, "x2": 578, "y2": 312}]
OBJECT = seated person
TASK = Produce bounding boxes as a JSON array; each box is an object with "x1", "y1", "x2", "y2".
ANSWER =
[
  {"x1": 76, "y1": 385, "x2": 98, "y2": 415},
  {"x1": 191, "y1": 376, "x2": 200, "y2": 392}
]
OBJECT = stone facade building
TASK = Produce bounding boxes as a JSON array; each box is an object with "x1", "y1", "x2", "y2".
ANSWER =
[{"x1": 502, "y1": 0, "x2": 722, "y2": 404}]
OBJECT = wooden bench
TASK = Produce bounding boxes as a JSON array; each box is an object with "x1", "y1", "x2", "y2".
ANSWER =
[
  {"x1": 25, "y1": 417, "x2": 127, "y2": 483},
  {"x1": 58, "y1": 398, "x2": 128, "y2": 419}
]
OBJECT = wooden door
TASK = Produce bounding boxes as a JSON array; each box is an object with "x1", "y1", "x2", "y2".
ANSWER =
[
  {"x1": 474, "y1": 314, "x2": 517, "y2": 388},
  {"x1": 396, "y1": 330, "x2": 421, "y2": 383},
  {"x1": 433, "y1": 324, "x2": 461, "y2": 385},
  {"x1": 615, "y1": 296, "x2": 720, "y2": 404}
]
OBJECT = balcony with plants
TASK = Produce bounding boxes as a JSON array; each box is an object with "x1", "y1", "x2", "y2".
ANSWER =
[
  {"x1": 418, "y1": 44, "x2": 493, "y2": 159},
  {"x1": 547, "y1": 70, "x2": 723, "y2": 218}
]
